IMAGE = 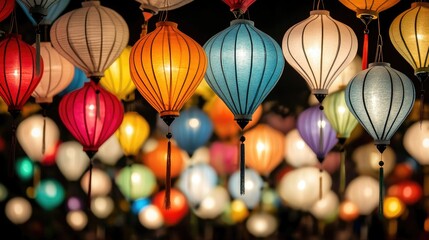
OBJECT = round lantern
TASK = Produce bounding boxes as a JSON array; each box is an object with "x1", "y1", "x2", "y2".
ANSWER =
[
  {"x1": 80, "y1": 167, "x2": 112, "y2": 197},
  {"x1": 387, "y1": 180, "x2": 423, "y2": 205},
  {"x1": 91, "y1": 196, "x2": 114, "y2": 219},
  {"x1": 95, "y1": 134, "x2": 124, "y2": 166},
  {"x1": 244, "y1": 124, "x2": 285, "y2": 176},
  {"x1": 115, "y1": 164, "x2": 157, "y2": 201},
  {"x1": 246, "y1": 212, "x2": 278, "y2": 238},
  {"x1": 15, "y1": 157, "x2": 34, "y2": 181},
  {"x1": 0, "y1": 0, "x2": 14, "y2": 22},
  {"x1": 100, "y1": 46, "x2": 136, "y2": 101},
  {"x1": 282, "y1": 9, "x2": 358, "y2": 103},
  {"x1": 66, "y1": 210, "x2": 88, "y2": 231},
  {"x1": 228, "y1": 168, "x2": 264, "y2": 209},
  {"x1": 152, "y1": 188, "x2": 189, "y2": 226},
  {"x1": 338, "y1": 199, "x2": 360, "y2": 222},
  {"x1": 383, "y1": 196, "x2": 405, "y2": 219},
  {"x1": 352, "y1": 143, "x2": 396, "y2": 178},
  {"x1": 50, "y1": 0, "x2": 129, "y2": 81},
  {"x1": 403, "y1": 120, "x2": 429, "y2": 165},
  {"x1": 138, "y1": 204, "x2": 164, "y2": 229},
  {"x1": 193, "y1": 186, "x2": 230, "y2": 220},
  {"x1": 5, "y1": 197, "x2": 32, "y2": 224},
  {"x1": 309, "y1": 190, "x2": 339, "y2": 221},
  {"x1": 35, "y1": 178, "x2": 65, "y2": 211},
  {"x1": 209, "y1": 140, "x2": 239, "y2": 175},
  {"x1": 284, "y1": 128, "x2": 318, "y2": 168},
  {"x1": 56, "y1": 141, "x2": 90, "y2": 181},
  {"x1": 345, "y1": 175, "x2": 379, "y2": 215},
  {"x1": 115, "y1": 111, "x2": 150, "y2": 158}
]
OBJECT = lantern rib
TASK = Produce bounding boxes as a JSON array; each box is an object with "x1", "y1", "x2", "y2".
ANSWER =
[
  {"x1": 0, "y1": 38, "x2": 13, "y2": 107},
  {"x1": 414, "y1": 6, "x2": 425, "y2": 69},
  {"x1": 233, "y1": 26, "x2": 243, "y2": 115},
  {"x1": 83, "y1": 7, "x2": 97, "y2": 75},
  {"x1": 19, "y1": 43, "x2": 38, "y2": 108},
  {"x1": 381, "y1": 69, "x2": 395, "y2": 141},
  {"x1": 82, "y1": 86, "x2": 93, "y2": 147},
  {"x1": 301, "y1": 17, "x2": 318, "y2": 90},
  {"x1": 318, "y1": 15, "x2": 325, "y2": 90},
  {"x1": 359, "y1": 70, "x2": 381, "y2": 140}
]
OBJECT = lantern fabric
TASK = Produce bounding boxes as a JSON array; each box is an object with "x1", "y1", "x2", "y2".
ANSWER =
[
  {"x1": 115, "y1": 111, "x2": 150, "y2": 158},
  {"x1": 0, "y1": 34, "x2": 43, "y2": 114},
  {"x1": 352, "y1": 143, "x2": 396, "y2": 178},
  {"x1": 282, "y1": 10, "x2": 358, "y2": 103},
  {"x1": 59, "y1": 67, "x2": 89, "y2": 96},
  {"x1": 345, "y1": 175, "x2": 379, "y2": 215},
  {"x1": 136, "y1": 0, "x2": 193, "y2": 14},
  {"x1": 100, "y1": 46, "x2": 136, "y2": 101},
  {"x1": 345, "y1": 62, "x2": 415, "y2": 149},
  {"x1": 16, "y1": 0, "x2": 70, "y2": 25},
  {"x1": 403, "y1": 120, "x2": 429, "y2": 166},
  {"x1": 204, "y1": 19, "x2": 284, "y2": 128},
  {"x1": 0, "y1": 0, "x2": 14, "y2": 22},
  {"x1": 138, "y1": 204, "x2": 164, "y2": 229},
  {"x1": 339, "y1": 0, "x2": 399, "y2": 19},
  {"x1": 31, "y1": 42, "x2": 75, "y2": 104},
  {"x1": 284, "y1": 128, "x2": 318, "y2": 168},
  {"x1": 56, "y1": 141, "x2": 90, "y2": 181},
  {"x1": 246, "y1": 212, "x2": 278, "y2": 238},
  {"x1": 59, "y1": 81, "x2": 124, "y2": 156},
  {"x1": 193, "y1": 186, "x2": 230, "y2": 220},
  {"x1": 244, "y1": 124, "x2": 285, "y2": 176},
  {"x1": 80, "y1": 167, "x2": 112, "y2": 197},
  {"x1": 5, "y1": 197, "x2": 32, "y2": 224},
  {"x1": 228, "y1": 168, "x2": 263, "y2": 209},
  {"x1": 50, "y1": 1, "x2": 129, "y2": 80},
  {"x1": 115, "y1": 164, "x2": 157, "y2": 200}
]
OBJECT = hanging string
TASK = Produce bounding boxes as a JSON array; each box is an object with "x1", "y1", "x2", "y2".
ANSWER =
[
  {"x1": 338, "y1": 138, "x2": 347, "y2": 196},
  {"x1": 374, "y1": 17, "x2": 384, "y2": 63},
  {"x1": 416, "y1": 72, "x2": 428, "y2": 126},
  {"x1": 87, "y1": 157, "x2": 93, "y2": 209},
  {"x1": 8, "y1": 110, "x2": 20, "y2": 178},
  {"x1": 379, "y1": 153, "x2": 384, "y2": 219},
  {"x1": 35, "y1": 24, "x2": 41, "y2": 76},
  {"x1": 313, "y1": 0, "x2": 325, "y2": 10},
  {"x1": 42, "y1": 108, "x2": 47, "y2": 155},
  {"x1": 240, "y1": 133, "x2": 246, "y2": 195},
  {"x1": 165, "y1": 130, "x2": 172, "y2": 209}
]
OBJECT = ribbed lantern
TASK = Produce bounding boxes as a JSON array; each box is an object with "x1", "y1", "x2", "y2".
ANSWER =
[
  {"x1": 0, "y1": 0, "x2": 14, "y2": 22},
  {"x1": 130, "y1": 20, "x2": 207, "y2": 208},
  {"x1": 345, "y1": 62, "x2": 415, "y2": 216},
  {"x1": 115, "y1": 111, "x2": 150, "y2": 159},
  {"x1": 282, "y1": 9, "x2": 358, "y2": 103},
  {"x1": 389, "y1": 2, "x2": 429, "y2": 121},
  {"x1": 50, "y1": 0, "x2": 129, "y2": 83}
]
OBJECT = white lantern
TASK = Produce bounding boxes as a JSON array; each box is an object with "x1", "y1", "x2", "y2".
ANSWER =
[
  {"x1": 94, "y1": 135, "x2": 124, "y2": 166},
  {"x1": 345, "y1": 175, "x2": 379, "y2": 215},
  {"x1": 5, "y1": 197, "x2": 32, "y2": 224},
  {"x1": 193, "y1": 186, "x2": 230, "y2": 219},
  {"x1": 352, "y1": 143, "x2": 396, "y2": 178},
  {"x1": 91, "y1": 196, "x2": 114, "y2": 219},
  {"x1": 228, "y1": 168, "x2": 264, "y2": 209},
  {"x1": 284, "y1": 128, "x2": 317, "y2": 167},
  {"x1": 80, "y1": 168, "x2": 112, "y2": 197},
  {"x1": 309, "y1": 190, "x2": 339, "y2": 220},
  {"x1": 56, "y1": 141, "x2": 90, "y2": 181},
  {"x1": 403, "y1": 120, "x2": 429, "y2": 165},
  {"x1": 246, "y1": 212, "x2": 278, "y2": 238},
  {"x1": 138, "y1": 204, "x2": 164, "y2": 229},
  {"x1": 66, "y1": 210, "x2": 88, "y2": 231}
]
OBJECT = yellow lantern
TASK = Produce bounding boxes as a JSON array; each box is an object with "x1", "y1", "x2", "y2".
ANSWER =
[{"x1": 115, "y1": 111, "x2": 150, "y2": 158}]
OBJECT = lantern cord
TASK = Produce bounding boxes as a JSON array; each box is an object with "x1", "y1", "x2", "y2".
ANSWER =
[
  {"x1": 165, "y1": 131, "x2": 172, "y2": 209},
  {"x1": 379, "y1": 155, "x2": 385, "y2": 220},
  {"x1": 416, "y1": 72, "x2": 428, "y2": 125},
  {"x1": 8, "y1": 110, "x2": 20, "y2": 178},
  {"x1": 338, "y1": 139, "x2": 347, "y2": 197},
  {"x1": 240, "y1": 134, "x2": 246, "y2": 195},
  {"x1": 362, "y1": 28, "x2": 369, "y2": 70},
  {"x1": 96, "y1": 89, "x2": 101, "y2": 120},
  {"x1": 313, "y1": 0, "x2": 325, "y2": 10},
  {"x1": 42, "y1": 108, "x2": 47, "y2": 155},
  {"x1": 35, "y1": 25, "x2": 41, "y2": 76}
]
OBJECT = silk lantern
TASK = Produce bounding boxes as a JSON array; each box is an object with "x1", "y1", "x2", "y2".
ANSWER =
[
  {"x1": 80, "y1": 167, "x2": 112, "y2": 198},
  {"x1": 228, "y1": 168, "x2": 264, "y2": 209},
  {"x1": 339, "y1": 0, "x2": 399, "y2": 69},
  {"x1": 95, "y1": 134, "x2": 124, "y2": 166},
  {"x1": 55, "y1": 141, "x2": 90, "y2": 181},
  {"x1": 0, "y1": 0, "x2": 14, "y2": 22},
  {"x1": 50, "y1": 0, "x2": 129, "y2": 83},
  {"x1": 209, "y1": 140, "x2": 239, "y2": 175},
  {"x1": 115, "y1": 163, "x2": 156, "y2": 201},
  {"x1": 35, "y1": 178, "x2": 65, "y2": 211},
  {"x1": 282, "y1": 8, "x2": 358, "y2": 103},
  {"x1": 16, "y1": 0, "x2": 70, "y2": 26},
  {"x1": 194, "y1": 186, "x2": 230, "y2": 220},
  {"x1": 352, "y1": 143, "x2": 396, "y2": 178},
  {"x1": 91, "y1": 196, "x2": 114, "y2": 219},
  {"x1": 138, "y1": 204, "x2": 164, "y2": 229},
  {"x1": 284, "y1": 128, "x2": 318, "y2": 168},
  {"x1": 130, "y1": 20, "x2": 207, "y2": 208},
  {"x1": 204, "y1": 18, "x2": 284, "y2": 194},
  {"x1": 345, "y1": 175, "x2": 379, "y2": 215},
  {"x1": 246, "y1": 212, "x2": 278, "y2": 238},
  {"x1": 115, "y1": 111, "x2": 150, "y2": 159},
  {"x1": 389, "y1": 2, "x2": 429, "y2": 122},
  {"x1": 403, "y1": 120, "x2": 429, "y2": 166},
  {"x1": 345, "y1": 62, "x2": 415, "y2": 216},
  {"x1": 66, "y1": 210, "x2": 88, "y2": 231}
]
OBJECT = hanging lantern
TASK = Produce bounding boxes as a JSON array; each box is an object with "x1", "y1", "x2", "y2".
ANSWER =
[
  {"x1": 100, "y1": 46, "x2": 136, "y2": 101},
  {"x1": 389, "y1": 2, "x2": 429, "y2": 122},
  {"x1": 352, "y1": 142, "x2": 396, "y2": 178},
  {"x1": 50, "y1": 0, "x2": 129, "y2": 83},
  {"x1": 284, "y1": 128, "x2": 318, "y2": 168},
  {"x1": 55, "y1": 141, "x2": 90, "y2": 181},
  {"x1": 209, "y1": 140, "x2": 239, "y2": 175},
  {"x1": 171, "y1": 106, "x2": 213, "y2": 157},
  {"x1": 130, "y1": 20, "x2": 207, "y2": 209},
  {"x1": 246, "y1": 212, "x2": 278, "y2": 238},
  {"x1": 115, "y1": 163, "x2": 156, "y2": 201},
  {"x1": 403, "y1": 120, "x2": 429, "y2": 166},
  {"x1": 95, "y1": 134, "x2": 124, "y2": 166},
  {"x1": 204, "y1": 18, "x2": 284, "y2": 194},
  {"x1": 282, "y1": 8, "x2": 358, "y2": 103},
  {"x1": 339, "y1": 0, "x2": 399, "y2": 69},
  {"x1": 228, "y1": 168, "x2": 264, "y2": 209},
  {"x1": 345, "y1": 62, "x2": 415, "y2": 217},
  {"x1": 244, "y1": 124, "x2": 285, "y2": 177},
  {"x1": 115, "y1": 111, "x2": 150, "y2": 159},
  {"x1": 5, "y1": 197, "x2": 32, "y2": 224},
  {"x1": 345, "y1": 175, "x2": 379, "y2": 215},
  {"x1": 34, "y1": 178, "x2": 65, "y2": 211},
  {"x1": 80, "y1": 167, "x2": 112, "y2": 197},
  {"x1": 152, "y1": 188, "x2": 189, "y2": 226},
  {"x1": 0, "y1": 0, "x2": 14, "y2": 22}
]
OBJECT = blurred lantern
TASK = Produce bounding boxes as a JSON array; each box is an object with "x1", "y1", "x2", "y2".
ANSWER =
[
  {"x1": 5, "y1": 197, "x2": 32, "y2": 224},
  {"x1": 387, "y1": 180, "x2": 423, "y2": 205},
  {"x1": 403, "y1": 120, "x2": 429, "y2": 165},
  {"x1": 277, "y1": 166, "x2": 332, "y2": 211},
  {"x1": 171, "y1": 106, "x2": 213, "y2": 157},
  {"x1": 95, "y1": 134, "x2": 124, "y2": 166},
  {"x1": 141, "y1": 138, "x2": 185, "y2": 181},
  {"x1": 284, "y1": 128, "x2": 318, "y2": 168},
  {"x1": 309, "y1": 190, "x2": 339, "y2": 221},
  {"x1": 345, "y1": 62, "x2": 415, "y2": 216},
  {"x1": 130, "y1": 20, "x2": 207, "y2": 209},
  {"x1": 282, "y1": 7, "x2": 358, "y2": 103},
  {"x1": 339, "y1": 199, "x2": 360, "y2": 222},
  {"x1": 229, "y1": 199, "x2": 250, "y2": 223},
  {"x1": 296, "y1": 104, "x2": 338, "y2": 198},
  {"x1": 115, "y1": 164, "x2": 156, "y2": 201},
  {"x1": 0, "y1": 183, "x2": 8, "y2": 202},
  {"x1": 352, "y1": 143, "x2": 396, "y2": 178},
  {"x1": 389, "y1": 2, "x2": 429, "y2": 121},
  {"x1": 194, "y1": 79, "x2": 216, "y2": 102},
  {"x1": 15, "y1": 157, "x2": 34, "y2": 182},
  {"x1": 345, "y1": 175, "x2": 379, "y2": 215},
  {"x1": 58, "y1": 67, "x2": 89, "y2": 96},
  {"x1": 138, "y1": 204, "x2": 164, "y2": 229},
  {"x1": 17, "y1": 114, "x2": 59, "y2": 163},
  {"x1": 204, "y1": 18, "x2": 284, "y2": 195},
  {"x1": 0, "y1": 0, "x2": 14, "y2": 22},
  {"x1": 194, "y1": 186, "x2": 230, "y2": 220},
  {"x1": 56, "y1": 141, "x2": 90, "y2": 181},
  {"x1": 59, "y1": 81, "x2": 124, "y2": 203},
  {"x1": 383, "y1": 196, "x2": 405, "y2": 239},
  {"x1": 66, "y1": 210, "x2": 88, "y2": 231},
  {"x1": 135, "y1": 0, "x2": 193, "y2": 36},
  {"x1": 182, "y1": 146, "x2": 211, "y2": 169},
  {"x1": 244, "y1": 124, "x2": 285, "y2": 177},
  {"x1": 339, "y1": 0, "x2": 399, "y2": 69},
  {"x1": 50, "y1": 0, "x2": 129, "y2": 83},
  {"x1": 261, "y1": 187, "x2": 281, "y2": 213},
  {"x1": 35, "y1": 178, "x2": 65, "y2": 211},
  {"x1": 152, "y1": 188, "x2": 189, "y2": 226},
  {"x1": 91, "y1": 196, "x2": 114, "y2": 219},
  {"x1": 177, "y1": 163, "x2": 218, "y2": 207},
  {"x1": 329, "y1": 55, "x2": 362, "y2": 92},
  {"x1": 80, "y1": 167, "x2": 112, "y2": 198},
  {"x1": 228, "y1": 168, "x2": 264, "y2": 209},
  {"x1": 100, "y1": 46, "x2": 136, "y2": 101},
  {"x1": 115, "y1": 111, "x2": 150, "y2": 159},
  {"x1": 131, "y1": 198, "x2": 151, "y2": 215},
  {"x1": 67, "y1": 197, "x2": 83, "y2": 211},
  {"x1": 209, "y1": 140, "x2": 239, "y2": 175},
  {"x1": 246, "y1": 212, "x2": 278, "y2": 238}
]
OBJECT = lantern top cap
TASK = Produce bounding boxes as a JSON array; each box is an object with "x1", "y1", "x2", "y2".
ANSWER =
[
  {"x1": 369, "y1": 62, "x2": 391, "y2": 68},
  {"x1": 356, "y1": 9, "x2": 378, "y2": 20},
  {"x1": 156, "y1": 21, "x2": 178, "y2": 28},
  {"x1": 310, "y1": 10, "x2": 329, "y2": 16},
  {"x1": 411, "y1": 2, "x2": 429, "y2": 8},
  {"x1": 82, "y1": 1, "x2": 101, "y2": 7},
  {"x1": 230, "y1": 19, "x2": 254, "y2": 26}
]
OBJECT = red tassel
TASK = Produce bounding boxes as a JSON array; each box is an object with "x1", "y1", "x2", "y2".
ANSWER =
[
  {"x1": 362, "y1": 31, "x2": 369, "y2": 70},
  {"x1": 165, "y1": 132, "x2": 172, "y2": 209}
]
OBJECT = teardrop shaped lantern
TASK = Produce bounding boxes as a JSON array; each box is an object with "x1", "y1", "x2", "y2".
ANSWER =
[
  {"x1": 130, "y1": 20, "x2": 207, "y2": 208},
  {"x1": 282, "y1": 9, "x2": 358, "y2": 103},
  {"x1": 59, "y1": 81, "x2": 124, "y2": 204},
  {"x1": 115, "y1": 111, "x2": 150, "y2": 159},
  {"x1": 389, "y1": 2, "x2": 429, "y2": 121},
  {"x1": 0, "y1": 0, "x2": 14, "y2": 22},
  {"x1": 204, "y1": 19, "x2": 284, "y2": 194},
  {"x1": 50, "y1": 0, "x2": 129, "y2": 83},
  {"x1": 345, "y1": 62, "x2": 415, "y2": 216},
  {"x1": 339, "y1": 0, "x2": 400, "y2": 69}
]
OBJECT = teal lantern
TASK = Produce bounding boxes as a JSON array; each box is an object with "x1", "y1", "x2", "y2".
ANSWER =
[
  {"x1": 15, "y1": 156, "x2": 34, "y2": 182},
  {"x1": 16, "y1": 0, "x2": 70, "y2": 26},
  {"x1": 35, "y1": 178, "x2": 65, "y2": 211},
  {"x1": 204, "y1": 19, "x2": 284, "y2": 194}
]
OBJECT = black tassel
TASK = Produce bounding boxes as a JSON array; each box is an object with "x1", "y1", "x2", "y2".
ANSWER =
[
  {"x1": 42, "y1": 114, "x2": 46, "y2": 155},
  {"x1": 165, "y1": 132, "x2": 172, "y2": 209},
  {"x1": 240, "y1": 135, "x2": 245, "y2": 195},
  {"x1": 379, "y1": 160, "x2": 384, "y2": 219},
  {"x1": 87, "y1": 159, "x2": 93, "y2": 209},
  {"x1": 339, "y1": 148, "x2": 346, "y2": 196},
  {"x1": 35, "y1": 29, "x2": 41, "y2": 76}
]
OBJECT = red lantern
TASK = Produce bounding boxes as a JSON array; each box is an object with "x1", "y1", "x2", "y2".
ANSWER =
[
  {"x1": 152, "y1": 188, "x2": 189, "y2": 226},
  {"x1": 0, "y1": 0, "x2": 14, "y2": 22},
  {"x1": 388, "y1": 180, "x2": 423, "y2": 205}
]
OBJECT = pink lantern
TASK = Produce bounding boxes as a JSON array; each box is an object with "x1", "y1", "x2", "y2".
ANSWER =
[{"x1": 209, "y1": 141, "x2": 239, "y2": 175}]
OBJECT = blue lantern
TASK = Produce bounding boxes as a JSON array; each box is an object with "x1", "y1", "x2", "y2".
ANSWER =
[
  {"x1": 35, "y1": 178, "x2": 65, "y2": 211},
  {"x1": 16, "y1": 0, "x2": 70, "y2": 26},
  {"x1": 171, "y1": 106, "x2": 213, "y2": 156},
  {"x1": 58, "y1": 67, "x2": 89, "y2": 96}
]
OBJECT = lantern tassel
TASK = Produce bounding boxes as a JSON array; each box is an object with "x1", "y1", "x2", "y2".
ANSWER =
[
  {"x1": 379, "y1": 159, "x2": 384, "y2": 219},
  {"x1": 36, "y1": 27, "x2": 41, "y2": 76},
  {"x1": 240, "y1": 135, "x2": 246, "y2": 195},
  {"x1": 420, "y1": 87, "x2": 425, "y2": 127},
  {"x1": 165, "y1": 132, "x2": 172, "y2": 209},
  {"x1": 339, "y1": 149, "x2": 346, "y2": 196},
  {"x1": 42, "y1": 111, "x2": 46, "y2": 155},
  {"x1": 362, "y1": 29, "x2": 369, "y2": 70},
  {"x1": 87, "y1": 159, "x2": 93, "y2": 209},
  {"x1": 319, "y1": 168, "x2": 323, "y2": 200}
]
